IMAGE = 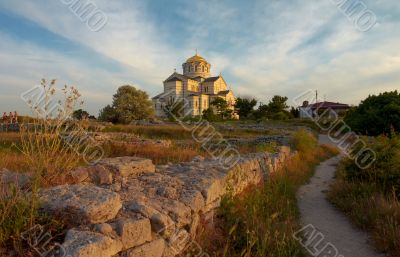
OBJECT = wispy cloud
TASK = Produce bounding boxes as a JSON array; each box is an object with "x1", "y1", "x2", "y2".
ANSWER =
[{"x1": 0, "y1": 0, "x2": 399, "y2": 115}]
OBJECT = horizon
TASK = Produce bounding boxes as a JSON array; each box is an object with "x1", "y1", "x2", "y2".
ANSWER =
[{"x1": 0, "y1": 0, "x2": 399, "y2": 116}]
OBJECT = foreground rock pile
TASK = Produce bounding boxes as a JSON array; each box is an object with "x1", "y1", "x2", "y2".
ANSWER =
[{"x1": 35, "y1": 147, "x2": 292, "y2": 257}]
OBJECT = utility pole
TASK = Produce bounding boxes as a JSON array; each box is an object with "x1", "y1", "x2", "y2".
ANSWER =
[{"x1": 315, "y1": 90, "x2": 318, "y2": 103}]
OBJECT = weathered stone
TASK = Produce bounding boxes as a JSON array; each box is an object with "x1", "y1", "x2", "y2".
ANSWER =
[
  {"x1": 0, "y1": 169, "x2": 31, "y2": 188},
  {"x1": 112, "y1": 218, "x2": 152, "y2": 250},
  {"x1": 164, "y1": 229, "x2": 191, "y2": 257},
  {"x1": 95, "y1": 157, "x2": 155, "y2": 177},
  {"x1": 110, "y1": 182, "x2": 122, "y2": 192},
  {"x1": 39, "y1": 184, "x2": 122, "y2": 224},
  {"x1": 70, "y1": 168, "x2": 89, "y2": 183},
  {"x1": 189, "y1": 213, "x2": 200, "y2": 238},
  {"x1": 129, "y1": 201, "x2": 175, "y2": 237},
  {"x1": 62, "y1": 229, "x2": 122, "y2": 257},
  {"x1": 94, "y1": 223, "x2": 114, "y2": 235},
  {"x1": 98, "y1": 167, "x2": 113, "y2": 185},
  {"x1": 124, "y1": 238, "x2": 165, "y2": 257},
  {"x1": 180, "y1": 190, "x2": 205, "y2": 213}
]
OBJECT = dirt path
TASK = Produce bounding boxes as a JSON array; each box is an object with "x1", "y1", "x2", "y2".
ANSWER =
[{"x1": 296, "y1": 135, "x2": 381, "y2": 257}]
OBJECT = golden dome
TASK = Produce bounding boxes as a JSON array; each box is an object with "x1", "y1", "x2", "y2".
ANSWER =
[{"x1": 186, "y1": 54, "x2": 208, "y2": 63}]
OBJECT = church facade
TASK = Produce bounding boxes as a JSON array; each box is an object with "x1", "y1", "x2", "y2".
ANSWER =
[{"x1": 152, "y1": 53, "x2": 237, "y2": 118}]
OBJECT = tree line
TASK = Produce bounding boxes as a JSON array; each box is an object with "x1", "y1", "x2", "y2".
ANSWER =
[{"x1": 77, "y1": 85, "x2": 400, "y2": 137}]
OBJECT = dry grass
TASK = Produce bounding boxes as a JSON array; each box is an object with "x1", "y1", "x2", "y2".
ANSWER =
[
  {"x1": 102, "y1": 142, "x2": 203, "y2": 164},
  {"x1": 328, "y1": 164, "x2": 400, "y2": 256},
  {"x1": 103, "y1": 124, "x2": 194, "y2": 140},
  {"x1": 327, "y1": 135, "x2": 400, "y2": 257}
]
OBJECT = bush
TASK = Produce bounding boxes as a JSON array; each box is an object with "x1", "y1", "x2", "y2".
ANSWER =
[
  {"x1": 290, "y1": 129, "x2": 318, "y2": 153},
  {"x1": 342, "y1": 135, "x2": 400, "y2": 198},
  {"x1": 344, "y1": 91, "x2": 400, "y2": 136}
]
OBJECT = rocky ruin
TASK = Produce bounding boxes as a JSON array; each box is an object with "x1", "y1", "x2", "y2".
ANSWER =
[{"x1": 9, "y1": 146, "x2": 293, "y2": 257}]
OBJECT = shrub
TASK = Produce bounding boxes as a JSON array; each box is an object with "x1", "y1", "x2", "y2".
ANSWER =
[
  {"x1": 342, "y1": 135, "x2": 400, "y2": 198},
  {"x1": 344, "y1": 91, "x2": 400, "y2": 136},
  {"x1": 290, "y1": 129, "x2": 318, "y2": 153}
]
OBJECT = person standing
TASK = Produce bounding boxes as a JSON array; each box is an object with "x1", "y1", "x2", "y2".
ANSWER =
[{"x1": 13, "y1": 111, "x2": 18, "y2": 124}]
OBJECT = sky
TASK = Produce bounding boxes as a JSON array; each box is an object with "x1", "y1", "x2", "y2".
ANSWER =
[{"x1": 0, "y1": 0, "x2": 399, "y2": 116}]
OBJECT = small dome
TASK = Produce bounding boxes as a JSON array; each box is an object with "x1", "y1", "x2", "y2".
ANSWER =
[{"x1": 186, "y1": 54, "x2": 208, "y2": 63}]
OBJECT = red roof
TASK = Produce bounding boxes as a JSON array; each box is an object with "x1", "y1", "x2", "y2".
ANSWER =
[{"x1": 309, "y1": 101, "x2": 349, "y2": 110}]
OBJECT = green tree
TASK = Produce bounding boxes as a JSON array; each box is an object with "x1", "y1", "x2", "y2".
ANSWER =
[
  {"x1": 234, "y1": 97, "x2": 257, "y2": 119},
  {"x1": 267, "y1": 95, "x2": 289, "y2": 113},
  {"x1": 290, "y1": 107, "x2": 300, "y2": 118},
  {"x1": 345, "y1": 91, "x2": 400, "y2": 136},
  {"x1": 98, "y1": 105, "x2": 118, "y2": 123},
  {"x1": 253, "y1": 96, "x2": 291, "y2": 120},
  {"x1": 98, "y1": 85, "x2": 154, "y2": 124},
  {"x1": 254, "y1": 104, "x2": 269, "y2": 120},
  {"x1": 211, "y1": 97, "x2": 232, "y2": 119},
  {"x1": 202, "y1": 108, "x2": 219, "y2": 121},
  {"x1": 72, "y1": 109, "x2": 89, "y2": 120}
]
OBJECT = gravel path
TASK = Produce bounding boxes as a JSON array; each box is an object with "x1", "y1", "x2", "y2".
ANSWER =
[{"x1": 296, "y1": 135, "x2": 381, "y2": 257}]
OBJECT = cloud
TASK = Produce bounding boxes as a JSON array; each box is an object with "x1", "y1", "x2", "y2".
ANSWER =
[{"x1": 0, "y1": 0, "x2": 399, "y2": 115}]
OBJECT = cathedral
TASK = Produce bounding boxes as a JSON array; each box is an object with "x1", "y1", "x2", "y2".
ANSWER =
[{"x1": 152, "y1": 53, "x2": 237, "y2": 118}]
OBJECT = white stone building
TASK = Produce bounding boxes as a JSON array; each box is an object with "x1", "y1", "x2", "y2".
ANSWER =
[{"x1": 152, "y1": 53, "x2": 237, "y2": 118}]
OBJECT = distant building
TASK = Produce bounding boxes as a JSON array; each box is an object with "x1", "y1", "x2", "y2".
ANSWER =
[
  {"x1": 152, "y1": 53, "x2": 237, "y2": 118},
  {"x1": 299, "y1": 101, "x2": 350, "y2": 118}
]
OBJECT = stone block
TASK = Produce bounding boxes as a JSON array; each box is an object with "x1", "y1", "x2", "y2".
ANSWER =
[
  {"x1": 62, "y1": 229, "x2": 122, "y2": 257},
  {"x1": 124, "y1": 239, "x2": 165, "y2": 257},
  {"x1": 39, "y1": 184, "x2": 122, "y2": 224},
  {"x1": 95, "y1": 157, "x2": 155, "y2": 177},
  {"x1": 113, "y1": 218, "x2": 152, "y2": 250}
]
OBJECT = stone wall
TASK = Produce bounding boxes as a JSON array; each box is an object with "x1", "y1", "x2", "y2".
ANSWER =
[{"x1": 36, "y1": 146, "x2": 293, "y2": 257}]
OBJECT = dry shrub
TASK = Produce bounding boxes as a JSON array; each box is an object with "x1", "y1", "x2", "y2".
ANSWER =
[
  {"x1": 328, "y1": 179, "x2": 400, "y2": 256},
  {"x1": 0, "y1": 80, "x2": 85, "y2": 254},
  {"x1": 17, "y1": 79, "x2": 86, "y2": 186}
]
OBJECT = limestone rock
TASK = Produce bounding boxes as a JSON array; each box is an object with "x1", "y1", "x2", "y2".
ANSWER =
[
  {"x1": 124, "y1": 238, "x2": 165, "y2": 257},
  {"x1": 70, "y1": 168, "x2": 89, "y2": 183},
  {"x1": 164, "y1": 229, "x2": 191, "y2": 257},
  {"x1": 62, "y1": 229, "x2": 122, "y2": 257},
  {"x1": 0, "y1": 169, "x2": 31, "y2": 188},
  {"x1": 112, "y1": 217, "x2": 152, "y2": 250},
  {"x1": 128, "y1": 201, "x2": 175, "y2": 237},
  {"x1": 95, "y1": 157, "x2": 155, "y2": 177},
  {"x1": 39, "y1": 184, "x2": 122, "y2": 224},
  {"x1": 94, "y1": 223, "x2": 114, "y2": 235},
  {"x1": 98, "y1": 167, "x2": 113, "y2": 185}
]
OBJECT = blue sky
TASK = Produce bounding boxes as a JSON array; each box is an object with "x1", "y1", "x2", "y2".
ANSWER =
[{"x1": 0, "y1": 0, "x2": 399, "y2": 116}]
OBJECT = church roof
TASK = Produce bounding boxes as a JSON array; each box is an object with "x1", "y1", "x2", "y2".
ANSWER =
[
  {"x1": 164, "y1": 72, "x2": 190, "y2": 83},
  {"x1": 203, "y1": 76, "x2": 220, "y2": 82},
  {"x1": 218, "y1": 90, "x2": 231, "y2": 95},
  {"x1": 186, "y1": 53, "x2": 208, "y2": 63},
  {"x1": 152, "y1": 92, "x2": 164, "y2": 100}
]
